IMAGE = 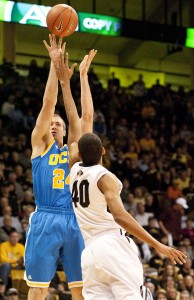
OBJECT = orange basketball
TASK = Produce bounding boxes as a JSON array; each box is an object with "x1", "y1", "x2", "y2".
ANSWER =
[{"x1": 46, "y1": 4, "x2": 78, "y2": 38}]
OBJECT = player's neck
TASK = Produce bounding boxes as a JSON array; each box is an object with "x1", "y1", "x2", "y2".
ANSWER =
[
  {"x1": 55, "y1": 140, "x2": 63, "y2": 149},
  {"x1": 55, "y1": 138, "x2": 63, "y2": 149}
]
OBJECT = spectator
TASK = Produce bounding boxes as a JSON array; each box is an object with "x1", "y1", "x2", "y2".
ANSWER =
[
  {"x1": 161, "y1": 171, "x2": 172, "y2": 191},
  {"x1": 133, "y1": 186, "x2": 145, "y2": 204},
  {"x1": 0, "y1": 278, "x2": 6, "y2": 300},
  {"x1": 141, "y1": 101, "x2": 156, "y2": 121},
  {"x1": 8, "y1": 172, "x2": 24, "y2": 200},
  {"x1": 144, "y1": 278, "x2": 157, "y2": 299},
  {"x1": 0, "y1": 206, "x2": 21, "y2": 233},
  {"x1": 123, "y1": 193, "x2": 136, "y2": 212},
  {"x1": 18, "y1": 148, "x2": 32, "y2": 169},
  {"x1": 143, "y1": 161, "x2": 159, "y2": 192},
  {"x1": 0, "y1": 228, "x2": 8, "y2": 244},
  {"x1": 20, "y1": 190, "x2": 35, "y2": 219},
  {"x1": 8, "y1": 103, "x2": 24, "y2": 134},
  {"x1": 23, "y1": 109, "x2": 35, "y2": 133},
  {"x1": 172, "y1": 147, "x2": 190, "y2": 168},
  {"x1": 120, "y1": 178, "x2": 131, "y2": 203},
  {"x1": 57, "y1": 282, "x2": 72, "y2": 300},
  {"x1": 179, "y1": 257, "x2": 194, "y2": 277},
  {"x1": 183, "y1": 275, "x2": 194, "y2": 298},
  {"x1": 14, "y1": 165, "x2": 25, "y2": 186},
  {"x1": 135, "y1": 202, "x2": 154, "y2": 226},
  {"x1": 0, "y1": 197, "x2": 9, "y2": 216},
  {"x1": 21, "y1": 168, "x2": 33, "y2": 191},
  {"x1": 180, "y1": 289, "x2": 192, "y2": 300},
  {"x1": 19, "y1": 219, "x2": 28, "y2": 245},
  {"x1": 127, "y1": 159, "x2": 143, "y2": 188},
  {"x1": 183, "y1": 180, "x2": 194, "y2": 219},
  {"x1": 149, "y1": 248, "x2": 167, "y2": 270},
  {"x1": 0, "y1": 229, "x2": 24, "y2": 285},
  {"x1": 180, "y1": 237, "x2": 193, "y2": 260},
  {"x1": 93, "y1": 114, "x2": 107, "y2": 136},
  {"x1": 166, "y1": 286, "x2": 180, "y2": 300},
  {"x1": 143, "y1": 216, "x2": 162, "y2": 240},
  {"x1": 166, "y1": 179, "x2": 183, "y2": 203},
  {"x1": 1, "y1": 95, "x2": 15, "y2": 124},
  {"x1": 133, "y1": 236, "x2": 152, "y2": 264},
  {"x1": 28, "y1": 59, "x2": 39, "y2": 79},
  {"x1": 139, "y1": 131, "x2": 156, "y2": 152},
  {"x1": 1, "y1": 215, "x2": 16, "y2": 236},
  {"x1": 108, "y1": 72, "x2": 120, "y2": 93},
  {"x1": 139, "y1": 153, "x2": 150, "y2": 173},
  {"x1": 145, "y1": 193, "x2": 159, "y2": 216},
  {"x1": 159, "y1": 198, "x2": 188, "y2": 246},
  {"x1": 21, "y1": 204, "x2": 34, "y2": 222},
  {"x1": 156, "y1": 289, "x2": 167, "y2": 300},
  {"x1": 176, "y1": 169, "x2": 191, "y2": 191},
  {"x1": 130, "y1": 73, "x2": 146, "y2": 98},
  {"x1": 6, "y1": 288, "x2": 19, "y2": 300},
  {"x1": 159, "y1": 263, "x2": 183, "y2": 290},
  {"x1": 115, "y1": 117, "x2": 128, "y2": 138}
]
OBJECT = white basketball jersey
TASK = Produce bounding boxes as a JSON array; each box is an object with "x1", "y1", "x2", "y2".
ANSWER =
[{"x1": 70, "y1": 162, "x2": 123, "y2": 243}]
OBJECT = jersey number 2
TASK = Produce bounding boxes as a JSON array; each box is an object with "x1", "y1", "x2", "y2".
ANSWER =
[
  {"x1": 72, "y1": 180, "x2": 90, "y2": 208},
  {"x1": 53, "y1": 169, "x2": 70, "y2": 189}
]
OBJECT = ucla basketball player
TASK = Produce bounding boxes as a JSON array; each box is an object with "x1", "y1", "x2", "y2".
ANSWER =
[{"x1": 24, "y1": 35, "x2": 96, "y2": 300}]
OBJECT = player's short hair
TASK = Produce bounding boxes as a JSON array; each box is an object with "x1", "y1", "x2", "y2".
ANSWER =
[
  {"x1": 53, "y1": 113, "x2": 66, "y2": 130},
  {"x1": 78, "y1": 133, "x2": 102, "y2": 165}
]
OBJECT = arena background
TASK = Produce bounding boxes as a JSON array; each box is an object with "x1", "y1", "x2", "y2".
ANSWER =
[{"x1": 0, "y1": 0, "x2": 193, "y2": 89}]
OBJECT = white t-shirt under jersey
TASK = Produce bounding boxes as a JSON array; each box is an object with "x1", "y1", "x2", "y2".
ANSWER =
[{"x1": 70, "y1": 162, "x2": 123, "y2": 243}]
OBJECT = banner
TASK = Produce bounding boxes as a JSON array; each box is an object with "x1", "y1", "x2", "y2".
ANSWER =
[
  {"x1": 79, "y1": 12, "x2": 121, "y2": 36},
  {"x1": 0, "y1": 1, "x2": 50, "y2": 26},
  {"x1": 0, "y1": 0, "x2": 122, "y2": 37}
]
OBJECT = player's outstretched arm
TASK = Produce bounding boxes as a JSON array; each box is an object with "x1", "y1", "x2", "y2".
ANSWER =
[
  {"x1": 79, "y1": 49, "x2": 97, "y2": 134},
  {"x1": 97, "y1": 174, "x2": 188, "y2": 266},
  {"x1": 49, "y1": 37, "x2": 81, "y2": 147},
  {"x1": 31, "y1": 35, "x2": 59, "y2": 157},
  {"x1": 69, "y1": 142, "x2": 80, "y2": 169}
]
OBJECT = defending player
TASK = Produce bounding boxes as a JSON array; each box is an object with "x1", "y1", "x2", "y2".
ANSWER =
[
  {"x1": 24, "y1": 35, "x2": 96, "y2": 300},
  {"x1": 69, "y1": 133, "x2": 188, "y2": 300}
]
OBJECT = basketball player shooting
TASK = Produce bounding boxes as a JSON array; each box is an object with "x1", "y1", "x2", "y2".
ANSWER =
[{"x1": 24, "y1": 35, "x2": 96, "y2": 300}]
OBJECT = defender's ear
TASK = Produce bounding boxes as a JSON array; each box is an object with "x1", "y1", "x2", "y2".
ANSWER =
[
  {"x1": 78, "y1": 152, "x2": 81, "y2": 160},
  {"x1": 102, "y1": 147, "x2": 106, "y2": 156}
]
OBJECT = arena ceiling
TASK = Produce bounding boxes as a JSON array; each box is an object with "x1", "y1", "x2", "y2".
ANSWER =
[{"x1": 15, "y1": 0, "x2": 191, "y2": 69}]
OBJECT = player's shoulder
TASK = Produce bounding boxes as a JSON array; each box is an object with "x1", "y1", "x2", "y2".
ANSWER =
[
  {"x1": 71, "y1": 161, "x2": 81, "y2": 170},
  {"x1": 100, "y1": 171, "x2": 123, "y2": 191}
]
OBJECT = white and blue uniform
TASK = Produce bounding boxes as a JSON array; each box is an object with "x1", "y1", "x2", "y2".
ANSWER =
[
  {"x1": 25, "y1": 141, "x2": 84, "y2": 289},
  {"x1": 70, "y1": 162, "x2": 144, "y2": 300}
]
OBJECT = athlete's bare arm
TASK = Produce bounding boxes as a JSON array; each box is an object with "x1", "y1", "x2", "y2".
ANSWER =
[
  {"x1": 97, "y1": 174, "x2": 187, "y2": 265},
  {"x1": 68, "y1": 142, "x2": 80, "y2": 169},
  {"x1": 51, "y1": 40, "x2": 97, "y2": 145},
  {"x1": 31, "y1": 35, "x2": 65, "y2": 158},
  {"x1": 48, "y1": 39, "x2": 81, "y2": 147},
  {"x1": 79, "y1": 50, "x2": 97, "y2": 134}
]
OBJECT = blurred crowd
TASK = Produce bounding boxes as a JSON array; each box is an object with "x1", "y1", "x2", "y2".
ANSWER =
[{"x1": 0, "y1": 58, "x2": 194, "y2": 299}]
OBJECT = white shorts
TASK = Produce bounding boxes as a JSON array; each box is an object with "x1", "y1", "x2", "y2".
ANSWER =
[{"x1": 81, "y1": 230, "x2": 144, "y2": 300}]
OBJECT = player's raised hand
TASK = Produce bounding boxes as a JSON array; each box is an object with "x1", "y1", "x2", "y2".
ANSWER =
[
  {"x1": 79, "y1": 49, "x2": 97, "y2": 77},
  {"x1": 155, "y1": 243, "x2": 187, "y2": 265},
  {"x1": 54, "y1": 52, "x2": 77, "y2": 82},
  {"x1": 43, "y1": 34, "x2": 65, "y2": 63},
  {"x1": 63, "y1": 52, "x2": 77, "y2": 80}
]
